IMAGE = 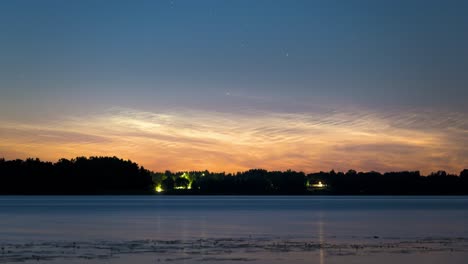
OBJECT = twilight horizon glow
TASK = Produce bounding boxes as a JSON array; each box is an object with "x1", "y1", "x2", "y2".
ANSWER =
[{"x1": 1, "y1": 0, "x2": 467, "y2": 174}]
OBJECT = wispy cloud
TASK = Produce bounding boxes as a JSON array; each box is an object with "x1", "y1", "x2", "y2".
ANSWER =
[{"x1": 0, "y1": 106, "x2": 466, "y2": 174}]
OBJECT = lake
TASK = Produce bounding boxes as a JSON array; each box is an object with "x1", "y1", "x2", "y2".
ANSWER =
[{"x1": 0, "y1": 196, "x2": 467, "y2": 263}]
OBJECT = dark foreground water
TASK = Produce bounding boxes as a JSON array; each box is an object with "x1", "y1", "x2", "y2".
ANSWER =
[{"x1": 0, "y1": 196, "x2": 467, "y2": 263}]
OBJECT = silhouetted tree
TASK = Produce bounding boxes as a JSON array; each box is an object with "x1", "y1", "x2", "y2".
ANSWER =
[
  {"x1": 460, "y1": 169, "x2": 468, "y2": 179},
  {"x1": 162, "y1": 176, "x2": 175, "y2": 191},
  {"x1": 0, "y1": 156, "x2": 467, "y2": 195},
  {"x1": 174, "y1": 177, "x2": 190, "y2": 189},
  {"x1": 0, "y1": 156, "x2": 152, "y2": 194}
]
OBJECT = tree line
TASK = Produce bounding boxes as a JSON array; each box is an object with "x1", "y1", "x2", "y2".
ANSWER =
[
  {"x1": 0, "y1": 157, "x2": 152, "y2": 194},
  {"x1": 0, "y1": 157, "x2": 467, "y2": 194}
]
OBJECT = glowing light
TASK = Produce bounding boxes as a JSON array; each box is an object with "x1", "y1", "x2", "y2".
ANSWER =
[
  {"x1": 180, "y1": 172, "x2": 193, "y2": 189},
  {"x1": 312, "y1": 181, "x2": 327, "y2": 188},
  {"x1": 155, "y1": 185, "x2": 164, "y2": 193}
]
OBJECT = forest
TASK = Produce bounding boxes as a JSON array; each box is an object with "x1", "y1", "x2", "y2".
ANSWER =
[{"x1": 0, "y1": 157, "x2": 467, "y2": 195}]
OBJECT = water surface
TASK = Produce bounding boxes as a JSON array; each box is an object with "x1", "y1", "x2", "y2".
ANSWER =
[{"x1": 0, "y1": 196, "x2": 467, "y2": 263}]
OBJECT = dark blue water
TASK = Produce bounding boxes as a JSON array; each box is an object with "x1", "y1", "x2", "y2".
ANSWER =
[{"x1": 0, "y1": 196, "x2": 467, "y2": 242}]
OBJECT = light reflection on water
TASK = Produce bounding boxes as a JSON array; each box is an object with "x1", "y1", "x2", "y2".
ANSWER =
[{"x1": 319, "y1": 213, "x2": 325, "y2": 264}]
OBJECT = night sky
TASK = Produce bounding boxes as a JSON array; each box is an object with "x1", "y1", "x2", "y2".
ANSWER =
[{"x1": 1, "y1": 0, "x2": 467, "y2": 174}]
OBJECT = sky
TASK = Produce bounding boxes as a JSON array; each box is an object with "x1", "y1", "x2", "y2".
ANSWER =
[{"x1": 0, "y1": 0, "x2": 467, "y2": 174}]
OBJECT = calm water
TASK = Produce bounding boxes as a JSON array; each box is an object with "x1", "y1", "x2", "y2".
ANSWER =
[{"x1": 0, "y1": 196, "x2": 467, "y2": 263}]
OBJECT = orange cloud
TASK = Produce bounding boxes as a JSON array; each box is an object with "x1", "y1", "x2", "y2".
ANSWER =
[{"x1": 0, "y1": 107, "x2": 466, "y2": 174}]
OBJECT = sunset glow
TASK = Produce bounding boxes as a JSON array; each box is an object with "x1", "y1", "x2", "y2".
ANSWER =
[{"x1": 1, "y1": 107, "x2": 465, "y2": 174}]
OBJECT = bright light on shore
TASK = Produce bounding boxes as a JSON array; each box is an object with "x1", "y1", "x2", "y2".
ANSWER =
[
  {"x1": 155, "y1": 185, "x2": 164, "y2": 193},
  {"x1": 312, "y1": 181, "x2": 327, "y2": 188}
]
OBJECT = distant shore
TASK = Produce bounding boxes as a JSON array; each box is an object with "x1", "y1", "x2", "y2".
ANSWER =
[{"x1": 1, "y1": 157, "x2": 467, "y2": 195}]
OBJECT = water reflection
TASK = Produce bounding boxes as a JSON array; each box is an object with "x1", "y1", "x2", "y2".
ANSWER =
[
  {"x1": 318, "y1": 213, "x2": 325, "y2": 264},
  {"x1": 1, "y1": 196, "x2": 467, "y2": 243}
]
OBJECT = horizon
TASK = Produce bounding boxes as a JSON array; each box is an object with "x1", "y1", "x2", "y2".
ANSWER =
[
  {"x1": 1, "y1": 0, "x2": 467, "y2": 175},
  {"x1": 1, "y1": 155, "x2": 465, "y2": 176}
]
